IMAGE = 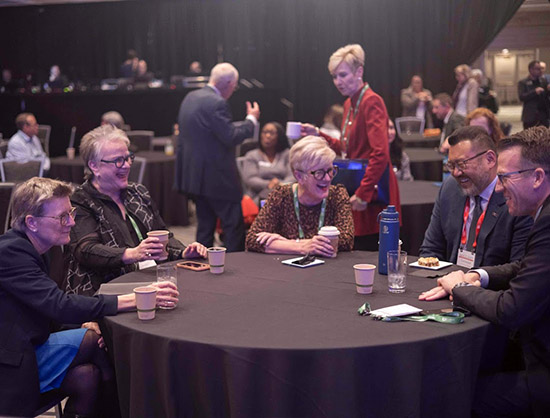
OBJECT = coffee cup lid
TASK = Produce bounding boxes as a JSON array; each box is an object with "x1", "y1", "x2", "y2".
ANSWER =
[{"x1": 318, "y1": 226, "x2": 340, "y2": 236}]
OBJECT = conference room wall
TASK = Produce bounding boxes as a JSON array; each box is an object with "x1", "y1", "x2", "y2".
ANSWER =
[{"x1": 0, "y1": 0, "x2": 521, "y2": 125}]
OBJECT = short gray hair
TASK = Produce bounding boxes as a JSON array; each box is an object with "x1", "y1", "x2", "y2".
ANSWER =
[
  {"x1": 11, "y1": 177, "x2": 73, "y2": 232},
  {"x1": 290, "y1": 136, "x2": 336, "y2": 174},
  {"x1": 210, "y1": 63, "x2": 238, "y2": 86},
  {"x1": 80, "y1": 124, "x2": 130, "y2": 179},
  {"x1": 328, "y1": 44, "x2": 365, "y2": 74},
  {"x1": 101, "y1": 111, "x2": 125, "y2": 129}
]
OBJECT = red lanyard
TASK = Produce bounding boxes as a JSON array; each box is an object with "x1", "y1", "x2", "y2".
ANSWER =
[{"x1": 460, "y1": 198, "x2": 486, "y2": 249}]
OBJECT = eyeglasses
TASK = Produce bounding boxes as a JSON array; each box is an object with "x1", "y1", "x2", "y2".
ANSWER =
[
  {"x1": 444, "y1": 150, "x2": 488, "y2": 172},
  {"x1": 497, "y1": 168, "x2": 537, "y2": 185},
  {"x1": 261, "y1": 129, "x2": 278, "y2": 135},
  {"x1": 36, "y1": 207, "x2": 76, "y2": 226},
  {"x1": 100, "y1": 153, "x2": 135, "y2": 168},
  {"x1": 300, "y1": 166, "x2": 339, "y2": 181}
]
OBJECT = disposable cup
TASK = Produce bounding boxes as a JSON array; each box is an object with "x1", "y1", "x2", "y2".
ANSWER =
[
  {"x1": 286, "y1": 122, "x2": 301, "y2": 140},
  {"x1": 134, "y1": 286, "x2": 157, "y2": 320},
  {"x1": 318, "y1": 226, "x2": 340, "y2": 258},
  {"x1": 147, "y1": 230, "x2": 170, "y2": 260},
  {"x1": 66, "y1": 147, "x2": 75, "y2": 160},
  {"x1": 353, "y1": 264, "x2": 376, "y2": 294},
  {"x1": 207, "y1": 247, "x2": 227, "y2": 274}
]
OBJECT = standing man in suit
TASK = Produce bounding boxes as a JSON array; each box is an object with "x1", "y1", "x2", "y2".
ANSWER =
[
  {"x1": 431, "y1": 93, "x2": 464, "y2": 153},
  {"x1": 420, "y1": 126, "x2": 532, "y2": 268},
  {"x1": 420, "y1": 126, "x2": 550, "y2": 417},
  {"x1": 518, "y1": 60, "x2": 549, "y2": 129},
  {"x1": 175, "y1": 63, "x2": 260, "y2": 251}
]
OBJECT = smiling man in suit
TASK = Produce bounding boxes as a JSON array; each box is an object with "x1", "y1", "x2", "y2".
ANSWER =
[
  {"x1": 175, "y1": 62, "x2": 260, "y2": 251},
  {"x1": 419, "y1": 126, "x2": 532, "y2": 269}
]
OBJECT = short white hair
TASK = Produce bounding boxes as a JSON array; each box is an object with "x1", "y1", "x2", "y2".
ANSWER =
[
  {"x1": 328, "y1": 44, "x2": 365, "y2": 74},
  {"x1": 210, "y1": 63, "x2": 239, "y2": 86},
  {"x1": 289, "y1": 136, "x2": 336, "y2": 173}
]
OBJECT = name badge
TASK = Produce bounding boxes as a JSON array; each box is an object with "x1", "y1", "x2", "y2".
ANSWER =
[
  {"x1": 457, "y1": 249, "x2": 475, "y2": 269},
  {"x1": 138, "y1": 260, "x2": 157, "y2": 270},
  {"x1": 258, "y1": 161, "x2": 272, "y2": 167}
]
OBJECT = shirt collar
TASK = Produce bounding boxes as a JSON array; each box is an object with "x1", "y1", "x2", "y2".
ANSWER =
[
  {"x1": 18, "y1": 130, "x2": 33, "y2": 142},
  {"x1": 470, "y1": 176, "x2": 497, "y2": 209},
  {"x1": 444, "y1": 109, "x2": 453, "y2": 124}
]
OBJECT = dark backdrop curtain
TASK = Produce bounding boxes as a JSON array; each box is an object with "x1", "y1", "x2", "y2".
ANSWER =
[{"x1": 0, "y1": 0, "x2": 522, "y2": 124}]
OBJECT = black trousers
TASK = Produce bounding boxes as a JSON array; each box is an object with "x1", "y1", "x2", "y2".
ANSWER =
[{"x1": 195, "y1": 195, "x2": 245, "y2": 252}]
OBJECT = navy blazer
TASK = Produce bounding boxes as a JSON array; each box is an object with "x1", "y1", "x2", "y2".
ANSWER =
[
  {"x1": 175, "y1": 86, "x2": 255, "y2": 203},
  {"x1": 454, "y1": 195, "x2": 550, "y2": 417},
  {"x1": 419, "y1": 176, "x2": 532, "y2": 266},
  {"x1": 0, "y1": 229, "x2": 118, "y2": 417}
]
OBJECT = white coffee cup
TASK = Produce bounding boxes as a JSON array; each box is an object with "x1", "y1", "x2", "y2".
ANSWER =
[
  {"x1": 147, "y1": 230, "x2": 170, "y2": 260},
  {"x1": 353, "y1": 264, "x2": 376, "y2": 294},
  {"x1": 207, "y1": 247, "x2": 227, "y2": 274},
  {"x1": 286, "y1": 122, "x2": 301, "y2": 140},
  {"x1": 134, "y1": 286, "x2": 157, "y2": 320},
  {"x1": 318, "y1": 226, "x2": 340, "y2": 258}
]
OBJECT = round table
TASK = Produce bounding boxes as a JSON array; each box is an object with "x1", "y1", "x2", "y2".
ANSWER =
[
  {"x1": 101, "y1": 251, "x2": 490, "y2": 418},
  {"x1": 407, "y1": 148, "x2": 444, "y2": 182}
]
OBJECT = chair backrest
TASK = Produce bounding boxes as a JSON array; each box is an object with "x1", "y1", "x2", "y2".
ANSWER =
[
  {"x1": 395, "y1": 117, "x2": 425, "y2": 137},
  {"x1": 0, "y1": 182, "x2": 15, "y2": 234},
  {"x1": 0, "y1": 158, "x2": 45, "y2": 183},
  {"x1": 37, "y1": 124, "x2": 52, "y2": 156},
  {"x1": 0, "y1": 139, "x2": 8, "y2": 158},
  {"x1": 128, "y1": 156, "x2": 146, "y2": 184},
  {"x1": 126, "y1": 130, "x2": 154, "y2": 152},
  {"x1": 238, "y1": 138, "x2": 258, "y2": 157},
  {"x1": 236, "y1": 156, "x2": 248, "y2": 195}
]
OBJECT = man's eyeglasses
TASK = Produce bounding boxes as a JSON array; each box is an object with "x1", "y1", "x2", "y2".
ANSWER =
[
  {"x1": 100, "y1": 153, "x2": 135, "y2": 168},
  {"x1": 36, "y1": 207, "x2": 76, "y2": 226},
  {"x1": 497, "y1": 168, "x2": 537, "y2": 185},
  {"x1": 300, "y1": 166, "x2": 339, "y2": 181},
  {"x1": 444, "y1": 150, "x2": 488, "y2": 172}
]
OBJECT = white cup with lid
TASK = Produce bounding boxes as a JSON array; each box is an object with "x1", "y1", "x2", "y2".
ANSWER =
[{"x1": 318, "y1": 226, "x2": 340, "y2": 258}]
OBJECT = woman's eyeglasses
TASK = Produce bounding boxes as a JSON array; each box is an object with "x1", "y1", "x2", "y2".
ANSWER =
[
  {"x1": 101, "y1": 153, "x2": 135, "y2": 168},
  {"x1": 300, "y1": 166, "x2": 339, "y2": 181},
  {"x1": 36, "y1": 207, "x2": 77, "y2": 226}
]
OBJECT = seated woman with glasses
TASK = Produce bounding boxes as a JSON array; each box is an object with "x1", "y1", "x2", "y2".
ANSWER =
[
  {"x1": 246, "y1": 136, "x2": 354, "y2": 256},
  {"x1": 0, "y1": 177, "x2": 178, "y2": 417},
  {"x1": 65, "y1": 125, "x2": 207, "y2": 296}
]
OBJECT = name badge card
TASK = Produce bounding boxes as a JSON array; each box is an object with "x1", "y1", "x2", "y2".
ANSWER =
[
  {"x1": 138, "y1": 260, "x2": 157, "y2": 270},
  {"x1": 457, "y1": 249, "x2": 475, "y2": 269}
]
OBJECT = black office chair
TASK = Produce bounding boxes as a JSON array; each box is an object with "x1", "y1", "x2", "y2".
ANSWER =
[
  {"x1": 33, "y1": 389, "x2": 64, "y2": 417},
  {"x1": 128, "y1": 156, "x2": 146, "y2": 184},
  {"x1": 0, "y1": 182, "x2": 15, "y2": 234},
  {"x1": 37, "y1": 124, "x2": 52, "y2": 156}
]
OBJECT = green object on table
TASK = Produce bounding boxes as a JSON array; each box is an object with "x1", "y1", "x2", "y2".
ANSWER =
[{"x1": 375, "y1": 311, "x2": 464, "y2": 324}]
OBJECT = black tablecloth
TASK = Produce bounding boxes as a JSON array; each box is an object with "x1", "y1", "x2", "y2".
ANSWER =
[
  {"x1": 49, "y1": 151, "x2": 188, "y2": 226},
  {"x1": 407, "y1": 148, "x2": 444, "y2": 182},
  {"x1": 399, "y1": 180, "x2": 440, "y2": 255},
  {"x1": 402, "y1": 133, "x2": 441, "y2": 148},
  {"x1": 102, "y1": 251, "x2": 489, "y2": 418}
]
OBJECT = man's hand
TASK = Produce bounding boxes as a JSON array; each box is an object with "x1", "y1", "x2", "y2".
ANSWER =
[
  {"x1": 246, "y1": 101, "x2": 260, "y2": 120},
  {"x1": 301, "y1": 123, "x2": 319, "y2": 137},
  {"x1": 419, "y1": 270, "x2": 480, "y2": 301},
  {"x1": 350, "y1": 194, "x2": 367, "y2": 211},
  {"x1": 535, "y1": 87, "x2": 544, "y2": 95}
]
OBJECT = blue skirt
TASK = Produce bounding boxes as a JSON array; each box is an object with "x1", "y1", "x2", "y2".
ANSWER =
[{"x1": 34, "y1": 328, "x2": 87, "y2": 393}]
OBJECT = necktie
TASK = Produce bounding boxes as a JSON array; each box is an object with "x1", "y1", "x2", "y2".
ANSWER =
[{"x1": 466, "y1": 196, "x2": 482, "y2": 251}]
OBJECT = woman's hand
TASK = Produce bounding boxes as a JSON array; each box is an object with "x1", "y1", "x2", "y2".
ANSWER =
[
  {"x1": 182, "y1": 242, "x2": 207, "y2": 259},
  {"x1": 268, "y1": 178, "x2": 280, "y2": 189},
  {"x1": 301, "y1": 123, "x2": 319, "y2": 137},
  {"x1": 122, "y1": 237, "x2": 165, "y2": 264},
  {"x1": 300, "y1": 235, "x2": 334, "y2": 257},
  {"x1": 256, "y1": 232, "x2": 284, "y2": 247},
  {"x1": 150, "y1": 281, "x2": 179, "y2": 308},
  {"x1": 81, "y1": 321, "x2": 105, "y2": 349}
]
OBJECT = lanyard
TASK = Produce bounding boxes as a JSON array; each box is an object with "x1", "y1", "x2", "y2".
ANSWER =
[
  {"x1": 127, "y1": 213, "x2": 144, "y2": 242},
  {"x1": 460, "y1": 198, "x2": 487, "y2": 249},
  {"x1": 293, "y1": 184, "x2": 326, "y2": 239},
  {"x1": 340, "y1": 83, "x2": 370, "y2": 157}
]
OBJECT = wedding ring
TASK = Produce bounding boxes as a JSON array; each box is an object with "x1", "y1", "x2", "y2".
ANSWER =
[{"x1": 146, "y1": 252, "x2": 151, "y2": 257}]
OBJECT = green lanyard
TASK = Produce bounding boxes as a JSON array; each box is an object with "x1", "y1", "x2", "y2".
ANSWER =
[
  {"x1": 340, "y1": 83, "x2": 370, "y2": 155},
  {"x1": 357, "y1": 302, "x2": 464, "y2": 324},
  {"x1": 293, "y1": 184, "x2": 326, "y2": 239},
  {"x1": 127, "y1": 213, "x2": 144, "y2": 242}
]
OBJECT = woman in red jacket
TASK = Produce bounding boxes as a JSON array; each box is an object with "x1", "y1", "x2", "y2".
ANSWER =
[{"x1": 303, "y1": 44, "x2": 400, "y2": 250}]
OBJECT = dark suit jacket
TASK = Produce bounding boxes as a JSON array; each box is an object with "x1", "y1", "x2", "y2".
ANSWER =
[
  {"x1": 454, "y1": 195, "x2": 550, "y2": 417},
  {"x1": 443, "y1": 111, "x2": 465, "y2": 140},
  {"x1": 518, "y1": 76, "x2": 550, "y2": 125},
  {"x1": 419, "y1": 176, "x2": 532, "y2": 267},
  {"x1": 0, "y1": 229, "x2": 117, "y2": 417},
  {"x1": 175, "y1": 86, "x2": 255, "y2": 203}
]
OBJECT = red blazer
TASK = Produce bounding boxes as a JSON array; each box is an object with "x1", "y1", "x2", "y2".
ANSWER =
[{"x1": 322, "y1": 85, "x2": 401, "y2": 236}]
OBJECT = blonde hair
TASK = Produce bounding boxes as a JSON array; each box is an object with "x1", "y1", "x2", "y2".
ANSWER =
[
  {"x1": 454, "y1": 64, "x2": 472, "y2": 78},
  {"x1": 10, "y1": 177, "x2": 73, "y2": 232},
  {"x1": 289, "y1": 136, "x2": 336, "y2": 174},
  {"x1": 328, "y1": 44, "x2": 365, "y2": 74},
  {"x1": 79, "y1": 124, "x2": 130, "y2": 179}
]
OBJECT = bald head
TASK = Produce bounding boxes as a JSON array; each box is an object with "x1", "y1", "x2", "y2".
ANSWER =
[{"x1": 209, "y1": 63, "x2": 239, "y2": 99}]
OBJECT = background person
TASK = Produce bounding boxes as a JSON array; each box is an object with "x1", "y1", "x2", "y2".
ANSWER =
[
  {"x1": 242, "y1": 122, "x2": 293, "y2": 202},
  {"x1": 518, "y1": 60, "x2": 550, "y2": 129},
  {"x1": 175, "y1": 62, "x2": 260, "y2": 252},
  {"x1": 302, "y1": 44, "x2": 400, "y2": 251},
  {"x1": 452, "y1": 64, "x2": 479, "y2": 117},
  {"x1": 6, "y1": 112, "x2": 51, "y2": 171},
  {"x1": 400, "y1": 74, "x2": 433, "y2": 129},
  {"x1": 0, "y1": 177, "x2": 178, "y2": 417},
  {"x1": 66, "y1": 125, "x2": 206, "y2": 296},
  {"x1": 465, "y1": 107, "x2": 504, "y2": 144},
  {"x1": 388, "y1": 119, "x2": 413, "y2": 181},
  {"x1": 246, "y1": 136, "x2": 354, "y2": 256}
]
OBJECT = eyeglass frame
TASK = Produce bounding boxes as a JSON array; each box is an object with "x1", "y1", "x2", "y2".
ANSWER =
[
  {"x1": 100, "y1": 152, "x2": 135, "y2": 168},
  {"x1": 298, "y1": 165, "x2": 339, "y2": 181},
  {"x1": 496, "y1": 168, "x2": 539, "y2": 185},
  {"x1": 35, "y1": 207, "x2": 77, "y2": 226},
  {"x1": 444, "y1": 149, "x2": 489, "y2": 172}
]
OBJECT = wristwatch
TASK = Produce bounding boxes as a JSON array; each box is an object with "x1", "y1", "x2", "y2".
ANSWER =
[{"x1": 452, "y1": 281, "x2": 472, "y2": 294}]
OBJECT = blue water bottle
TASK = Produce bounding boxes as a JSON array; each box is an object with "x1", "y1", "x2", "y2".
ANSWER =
[{"x1": 378, "y1": 205, "x2": 400, "y2": 275}]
